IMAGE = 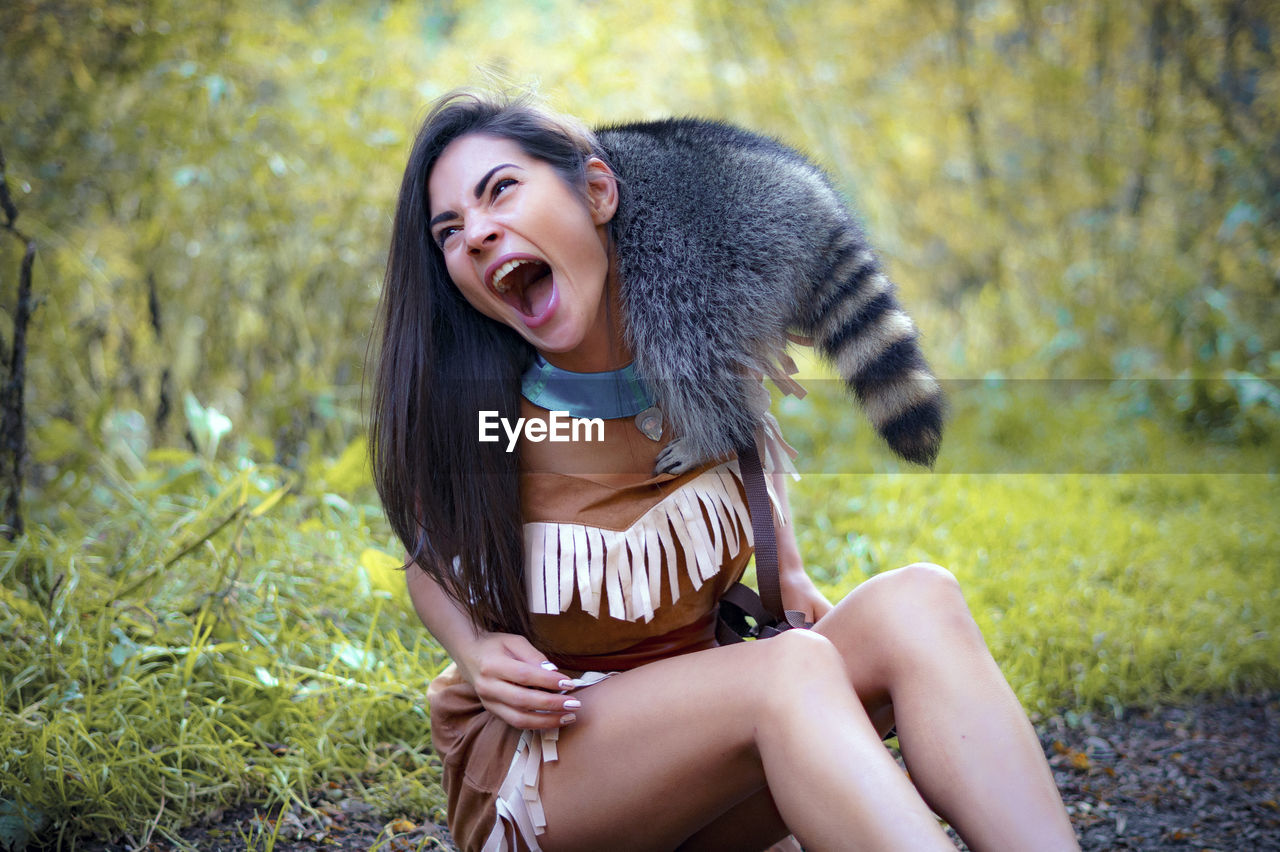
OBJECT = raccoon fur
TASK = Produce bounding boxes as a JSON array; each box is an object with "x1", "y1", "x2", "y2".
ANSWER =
[{"x1": 595, "y1": 118, "x2": 944, "y2": 474}]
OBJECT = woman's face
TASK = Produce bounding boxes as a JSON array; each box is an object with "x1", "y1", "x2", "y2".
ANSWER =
[{"x1": 427, "y1": 133, "x2": 621, "y2": 371}]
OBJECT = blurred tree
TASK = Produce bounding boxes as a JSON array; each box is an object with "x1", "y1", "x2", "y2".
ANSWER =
[
  {"x1": 0, "y1": 143, "x2": 37, "y2": 537},
  {"x1": 696, "y1": 0, "x2": 1278, "y2": 434},
  {"x1": 0, "y1": 0, "x2": 1274, "y2": 515},
  {"x1": 1, "y1": 0, "x2": 430, "y2": 491}
]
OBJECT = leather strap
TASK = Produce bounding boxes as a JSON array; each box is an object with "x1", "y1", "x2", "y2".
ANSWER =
[
  {"x1": 729, "y1": 444, "x2": 893, "y2": 740},
  {"x1": 734, "y1": 441, "x2": 808, "y2": 633},
  {"x1": 716, "y1": 582, "x2": 775, "y2": 644}
]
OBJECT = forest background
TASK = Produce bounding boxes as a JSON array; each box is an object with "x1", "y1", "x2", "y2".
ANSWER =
[{"x1": 1, "y1": 0, "x2": 1277, "y2": 848}]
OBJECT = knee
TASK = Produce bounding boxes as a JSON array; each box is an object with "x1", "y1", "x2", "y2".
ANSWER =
[
  {"x1": 739, "y1": 630, "x2": 876, "y2": 759},
  {"x1": 755, "y1": 629, "x2": 848, "y2": 704},
  {"x1": 879, "y1": 562, "x2": 963, "y2": 605},
  {"x1": 858, "y1": 562, "x2": 983, "y2": 657}
]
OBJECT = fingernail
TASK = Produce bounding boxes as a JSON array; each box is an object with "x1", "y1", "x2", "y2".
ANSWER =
[
  {"x1": 540, "y1": 661, "x2": 558, "y2": 671},
  {"x1": 558, "y1": 679, "x2": 574, "y2": 690},
  {"x1": 560, "y1": 713, "x2": 576, "y2": 724},
  {"x1": 563, "y1": 698, "x2": 582, "y2": 710}
]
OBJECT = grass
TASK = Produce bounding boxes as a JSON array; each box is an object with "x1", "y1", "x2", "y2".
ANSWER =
[
  {"x1": 787, "y1": 471, "x2": 1278, "y2": 716},
  {"x1": 2, "y1": 383, "x2": 1277, "y2": 848},
  {"x1": 777, "y1": 367, "x2": 1279, "y2": 715},
  {"x1": 1, "y1": 453, "x2": 449, "y2": 849}
]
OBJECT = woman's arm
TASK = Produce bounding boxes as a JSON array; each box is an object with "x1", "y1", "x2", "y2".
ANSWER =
[
  {"x1": 769, "y1": 469, "x2": 834, "y2": 623},
  {"x1": 406, "y1": 561, "x2": 580, "y2": 730}
]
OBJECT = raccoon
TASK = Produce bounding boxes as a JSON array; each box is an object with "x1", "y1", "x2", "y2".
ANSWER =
[{"x1": 595, "y1": 118, "x2": 944, "y2": 474}]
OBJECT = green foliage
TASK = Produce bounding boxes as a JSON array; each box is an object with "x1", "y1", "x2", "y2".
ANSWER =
[
  {"x1": 2, "y1": 0, "x2": 1278, "y2": 845},
  {"x1": 1, "y1": 448, "x2": 443, "y2": 848},
  {"x1": 789, "y1": 471, "x2": 1279, "y2": 716},
  {"x1": 3, "y1": 0, "x2": 1276, "y2": 489},
  {"x1": 2, "y1": 0, "x2": 418, "y2": 476},
  {"x1": 763, "y1": 0, "x2": 1280, "y2": 428},
  {"x1": 780, "y1": 374, "x2": 1280, "y2": 715},
  {"x1": 3, "y1": 380, "x2": 1277, "y2": 845}
]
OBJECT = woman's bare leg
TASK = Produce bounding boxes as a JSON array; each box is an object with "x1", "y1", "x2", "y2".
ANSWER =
[
  {"x1": 674, "y1": 788, "x2": 788, "y2": 852},
  {"x1": 812, "y1": 563, "x2": 1078, "y2": 851},
  {"x1": 536, "y1": 629, "x2": 953, "y2": 852},
  {"x1": 678, "y1": 562, "x2": 1077, "y2": 852},
  {"x1": 539, "y1": 562, "x2": 1076, "y2": 851}
]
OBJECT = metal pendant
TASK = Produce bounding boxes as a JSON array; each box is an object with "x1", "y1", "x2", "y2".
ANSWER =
[{"x1": 634, "y1": 406, "x2": 664, "y2": 441}]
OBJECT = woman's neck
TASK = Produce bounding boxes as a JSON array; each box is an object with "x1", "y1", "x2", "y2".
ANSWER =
[{"x1": 538, "y1": 266, "x2": 631, "y2": 373}]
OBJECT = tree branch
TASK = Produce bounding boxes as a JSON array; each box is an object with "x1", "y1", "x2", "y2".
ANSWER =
[
  {"x1": 0, "y1": 143, "x2": 36, "y2": 540},
  {"x1": 0, "y1": 146, "x2": 20, "y2": 230},
  {"x1": 1170, "y1": 0, "x2": 1280, "y2": 221},
  {"x1": 1127, "y1": 0, "x2": 1169, "y2": 218},
  {"x1": 951, "y1": 0, "x2": 998, "y2": 212}
]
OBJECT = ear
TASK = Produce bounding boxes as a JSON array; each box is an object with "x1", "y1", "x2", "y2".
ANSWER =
[{"x1": 584, "y1": 157, "x2": 619, "y2": 225}]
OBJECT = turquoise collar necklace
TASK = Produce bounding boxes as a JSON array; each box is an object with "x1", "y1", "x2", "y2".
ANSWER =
[{"x1": 521, "y1": 355, "x2": 664, "y2": 440}]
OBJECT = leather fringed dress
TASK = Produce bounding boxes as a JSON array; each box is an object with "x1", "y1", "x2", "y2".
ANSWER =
[{"x1": 427, "y1": 388, "x2": 796, "y2": 852}]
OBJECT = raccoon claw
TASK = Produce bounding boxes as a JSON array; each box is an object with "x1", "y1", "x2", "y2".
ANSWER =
[{"x1": 654, "y1": 439, "x2": 700, "y2": 476}]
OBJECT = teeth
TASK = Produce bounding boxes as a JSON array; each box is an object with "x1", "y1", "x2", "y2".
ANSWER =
[{"x1": 492, "y1": 258, "x2": 530, "y2": 294}]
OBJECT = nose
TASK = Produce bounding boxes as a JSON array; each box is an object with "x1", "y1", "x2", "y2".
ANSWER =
[{"x1": 464, "y1": 214, "x2": 500, "y2": 255}]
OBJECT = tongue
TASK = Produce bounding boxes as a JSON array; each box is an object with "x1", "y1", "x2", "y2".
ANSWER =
[{"x1": 521, "y1": 271, "x2": 554, "y2": 317}]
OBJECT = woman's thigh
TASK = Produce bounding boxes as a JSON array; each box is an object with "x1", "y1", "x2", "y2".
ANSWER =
[
  {"x1": 673, "y1": 565, "x2": 970, "y2": 849},
  {"x1": 673, "y1": 786, "x2": 792, "y2": 852},
  {"x1": 668, "y1": 561, "x2": 981, "y2": 849},
  {"x1": 537, "y1": 565, "x2": 971, "y2": 850},
  {"x1": 535, "y1": 630, "x2": 843, "y2": 851}
]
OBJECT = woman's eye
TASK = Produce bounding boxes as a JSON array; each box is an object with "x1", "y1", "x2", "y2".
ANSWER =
[
  {"x1": 435, "y1": 226, "x2": 460, "y2": 248},
  {"x1": 492, "y1": 178, "x2": 517, "y2": 198}
]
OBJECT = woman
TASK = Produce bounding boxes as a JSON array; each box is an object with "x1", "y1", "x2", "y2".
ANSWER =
[{"x1": 370, "y1": 92, "x2": 1078, "y2": 852}]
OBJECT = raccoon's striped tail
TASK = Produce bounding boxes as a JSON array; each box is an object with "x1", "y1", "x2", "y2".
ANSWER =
[{"x1": 809, "y1": 244, "x2": 945, "y2": 467}]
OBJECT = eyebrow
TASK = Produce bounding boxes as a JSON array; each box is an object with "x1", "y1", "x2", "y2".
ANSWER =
[
  {"x1": 475, "y1": 163, "x2": 521, "y2": 198},
  {"x1": 428, "y1": 163, "x2": 524, "y2": 231}
]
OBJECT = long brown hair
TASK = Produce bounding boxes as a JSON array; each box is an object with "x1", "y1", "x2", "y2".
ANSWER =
[{"x1": 369, "y1": 93, "x2": 605, "y2": 638}]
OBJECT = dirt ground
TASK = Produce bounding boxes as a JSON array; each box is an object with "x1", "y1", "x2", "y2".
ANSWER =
[
  {"x1": 68, "y1": 692, "x2": 1280, "y2": 851},
  {"x1": 1038, "y1": 692, "x2": 1280, "y2": 851}
]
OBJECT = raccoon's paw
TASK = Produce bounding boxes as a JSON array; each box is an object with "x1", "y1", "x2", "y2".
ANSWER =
[{"x1": 654, "y1": 438, "x2": 703, "y2": 476}]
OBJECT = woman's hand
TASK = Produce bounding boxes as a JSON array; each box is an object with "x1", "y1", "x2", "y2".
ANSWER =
[
  {"x1": 454, "y1": 632, "x2": 581, "y2": 731},
  {"x1": 404, "y1": 563, "x2": 579, "y2": 731},
  {"x1": 780, "y1": 567, "x2": 834, "y2": 625}
]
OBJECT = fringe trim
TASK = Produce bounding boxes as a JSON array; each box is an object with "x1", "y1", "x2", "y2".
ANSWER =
[
  {"x1": 481, "y1": 672, "x2": 613, "y2": 852},
  {"x1": 760, "y1": 411, "x2": 801, "y2": 484},
  {"x1": 526, "y1": 462, "x2": 766, "y2": 623},
  {"x1": 481, "y1": 728, "x2": 544, "y2": 852},
  {"x1": 524, "y1": 419, "x2": 798, "y2": 624}
]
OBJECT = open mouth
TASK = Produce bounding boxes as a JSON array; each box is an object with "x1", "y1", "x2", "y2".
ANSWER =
[{"x1": 491, "y1": 257, "x2": 554, "y2": 318}]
